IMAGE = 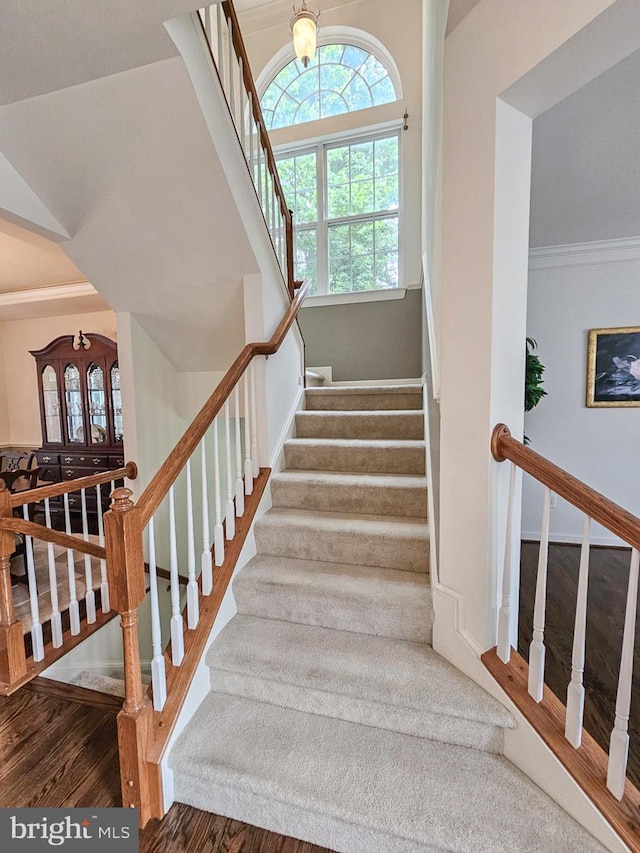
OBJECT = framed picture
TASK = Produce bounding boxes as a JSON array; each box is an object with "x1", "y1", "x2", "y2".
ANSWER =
[{"x1": 586, "y1": 326, "x2": 640, "y2": 407}]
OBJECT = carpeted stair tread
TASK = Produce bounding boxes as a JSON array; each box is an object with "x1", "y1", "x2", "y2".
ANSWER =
[
  {"x1": 207, "y1": 614, "x2": 513, "y2": 750},
  {"x1": 171, "y1": 693, "x2": 604, "y2": 853},
  {"x1": 271, "y1": 470, "x2": 428, "y2": 518},
  {"x1": 284, "y1": 438, "x2": 426, "y2": 474},
  {"x1": 233, "y1": 555, "x2": 432, "y2": 643},
  {"x1": 305, "y1": 386, "x2": 423, "y2": 411},
  {"x1": 296, "y1": 410, "x2": 424, "y2": 440},
  {"x1": 254, "y1": 507, "x2": 429, "y2": 573}
]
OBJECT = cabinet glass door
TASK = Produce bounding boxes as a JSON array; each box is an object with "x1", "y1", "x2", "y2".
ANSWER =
[
  {"x1": 111, "y1": 361, "x2": 123, "y2": 443},
  {"x1": 42, "y1": 365, "x2": 62, "y2": 443},
  {"x1": 87, "y1": 362, "x2": 108, "y2": 444},
  {"x1": 64, "y1": 364, "x2": 84, "y2": 443}
]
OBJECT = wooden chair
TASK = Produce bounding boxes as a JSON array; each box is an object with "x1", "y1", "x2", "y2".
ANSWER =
[
  {"x1": 0, "y1": 451, "x2": 37, "y2": 473},
  {"x1": 1, "y1": 468, "x2": 41, "y2": 583}
]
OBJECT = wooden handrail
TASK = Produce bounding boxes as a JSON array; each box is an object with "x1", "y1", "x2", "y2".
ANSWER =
[
  {"x1": 220, "y1": 1, "x2": 293, "y2": 223},
  {"x1": 0, "y1": 516, "x2": 106, "y2": 559},
  {"x1": 138, "y1": 278, "x2": 311, "y2": 526},
  {"x1": 9, "y1": 463, "x2": 137, "y2": 508},
  {"x1": 492, "y1": 423, "x2": 640, "y2": 552}
]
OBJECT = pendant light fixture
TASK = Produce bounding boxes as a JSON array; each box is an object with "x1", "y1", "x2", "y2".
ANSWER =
[{"x1": 290, "y1": 2, "x2": 320, "y2": 68}]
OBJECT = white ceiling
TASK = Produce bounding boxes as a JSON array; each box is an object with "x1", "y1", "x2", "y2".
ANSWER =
[
  {"x1": 0, "y1": 220, "x2": 84, "y2": 293},
  {"x1": 0, "y1": 0, "x2": 200, "y2": 105},
  {"x1": 446, "y1": 0, "x2": 483, "y2": 36},
  {"x1": 530, "y1": 47, "x2": 640, "y2": 247}
]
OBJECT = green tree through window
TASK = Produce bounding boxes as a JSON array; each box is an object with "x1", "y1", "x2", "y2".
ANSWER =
[{"x1": 262, "y1": 44, "x2": 397, "y2": 130}]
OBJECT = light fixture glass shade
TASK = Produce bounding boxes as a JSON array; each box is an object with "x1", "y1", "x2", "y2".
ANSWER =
[{"x1": 290, "y1": 6, "x2": 318, "y2": 68}]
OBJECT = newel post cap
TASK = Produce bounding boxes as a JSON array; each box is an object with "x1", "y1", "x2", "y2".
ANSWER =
[{"x1": 110, "y1": 487, "x2": 135, "y2": 512}]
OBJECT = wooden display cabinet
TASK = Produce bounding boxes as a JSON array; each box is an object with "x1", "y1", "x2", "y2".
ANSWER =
[{"x1": 31, "y1": 331, "x2": 124, "y2": 529}]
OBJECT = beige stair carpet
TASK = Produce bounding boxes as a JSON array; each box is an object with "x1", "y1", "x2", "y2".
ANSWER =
[{"x1": 170, "y1": 384, "x2": 606, "y2": 852}]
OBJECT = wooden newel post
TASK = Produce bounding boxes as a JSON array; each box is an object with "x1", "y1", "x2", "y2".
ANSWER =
[
  {"x1": 104, "y1": 487, "x2": 161, "y2": 827},
  {"x1": 0, "y1": 482, "x2": 27, "y2": 686}
]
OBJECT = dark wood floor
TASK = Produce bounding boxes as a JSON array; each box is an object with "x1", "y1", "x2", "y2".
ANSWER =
[
  {"x1": 519, "y1": 541, "x2": 640, "y2": 789},
  {"x1": 0, "y1": 687, "x2": 331, "y2": 853}
]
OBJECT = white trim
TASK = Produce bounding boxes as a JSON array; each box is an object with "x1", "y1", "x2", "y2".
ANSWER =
[
  {"x1": 271, "y1": 117, "x2": 404, "y2": 154},
  {"x1": 529, "y1": 236, "x2": 640, "y2": 271},
  {"x1": 255, "y1": 27, "x2": 404, "y2": 103},
  {"x1": 0, "y1": 281, "x2": 96, "y2": 306},
  {"x1": 329, "y1": 376, "x2": 421, "y2": 386},
  {"x1": 522, "y1": 530, "x2": 628, "y2": 548},
  {"x1": 422, "y1": 254, "x2": 440, "y2": 400},
  {"x1": 303, "y1": 286, "x2": 409, "y2": 308}
]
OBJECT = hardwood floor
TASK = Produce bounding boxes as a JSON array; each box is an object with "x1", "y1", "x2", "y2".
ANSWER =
[
  {"x1": 0, "y1": 688, "x2": 332, "y2": 853},
  {"x1": 519, "y1": 541, "x2": 640, "y2": 789}
]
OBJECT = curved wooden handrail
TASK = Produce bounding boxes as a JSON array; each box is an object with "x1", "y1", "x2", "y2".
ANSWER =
[
  {"x1": 0, "y1": 516, "x2": 106, "y2": 559},
  {"x1": 138, "y1": 278, "x2": 312, "y2": 526},
  {"x1": 492, "y1": 424, "x2": 640, "y2": 551},
  {"x1": 9, "y1": 463, "x2": 137, "y2": 508},
  {"x1": 220, "y1": 1, "x2": 291, "y2": 223}
]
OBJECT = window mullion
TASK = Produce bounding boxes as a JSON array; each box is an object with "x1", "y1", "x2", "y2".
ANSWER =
[{"x1": 317, "y1": 141, "x2": 328, "y2": 296}]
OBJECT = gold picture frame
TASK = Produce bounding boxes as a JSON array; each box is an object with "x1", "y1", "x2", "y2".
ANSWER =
[{"x1": 586, "y1": 326, "x2": 640, "y2": 408}]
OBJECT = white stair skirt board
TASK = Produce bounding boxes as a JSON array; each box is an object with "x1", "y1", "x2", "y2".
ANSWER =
[{"x1": 169, "y1": 384, "x2": 607, "y2": 852}]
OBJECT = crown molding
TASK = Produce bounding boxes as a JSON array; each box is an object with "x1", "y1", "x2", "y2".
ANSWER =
[
  {"x1": 529, "y1": 236, "x2": 640, "y2": 271},
  {"x1": 0, "y1": 281, "x2": 96, "y2": 307}
]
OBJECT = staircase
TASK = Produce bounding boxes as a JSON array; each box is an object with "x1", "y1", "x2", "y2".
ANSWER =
[{"x1": 169, "y1": 384, "x2": 604, "y2": 852}]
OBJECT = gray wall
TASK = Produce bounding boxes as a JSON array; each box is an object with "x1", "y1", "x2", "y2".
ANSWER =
[{"x1": 299, "y1": 288, "x2": 423, "y2": 382}]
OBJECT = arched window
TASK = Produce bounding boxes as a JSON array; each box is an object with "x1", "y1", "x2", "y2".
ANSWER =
[{"x1": 261, "y1": 43, "x2": 398, "y2": 130}]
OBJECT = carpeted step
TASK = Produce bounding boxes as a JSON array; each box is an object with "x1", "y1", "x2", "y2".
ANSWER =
[
  {"x1": 254, "y1": 508, "x2": 429, "y2": 573},
  {"x1": 284, "y1": 438, "x2": 426, "y2": 475},
  {"x1": 170, "y1": 693, "x2": 604, "y2": 853},
  {"x1": 233, "y1": 555, "x2": 432, "y2": 643},
  {"x1": 270, "y1": 471, "x2": 428, "y2": 518},
  {"x1": 296, "y1": 410, "x2": 424, "y2": 440},
  {"x1": 305, "y1": 385, "x2": 423, "y2": 411},
  {"x1": 207, "y1": 614, "x2": 514, "y2": 753}
]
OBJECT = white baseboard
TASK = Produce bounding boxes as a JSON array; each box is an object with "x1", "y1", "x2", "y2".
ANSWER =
[
  {"x1": 522, "y1": 530, "x2": 627, "y2": 548},
  {"x1": 330, "y1": 376, "x2": 422, "y2": 387}
]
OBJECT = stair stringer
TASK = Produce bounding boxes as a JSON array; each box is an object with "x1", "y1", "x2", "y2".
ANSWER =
[{"x1": 431, "y1": 584, "x2": 630, "y2": 853}]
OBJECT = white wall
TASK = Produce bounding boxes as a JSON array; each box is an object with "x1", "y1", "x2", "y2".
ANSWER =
[
  {"x1": 0, "y1": 310, "x2": 117, "y2": 447},
  {"x1": 0, "y1": 342, "x2": 9, "y2": 445},
  {"x1": 239, "y1": 0, "x2": 423, "y2": 291},
  {"x1": 523, "y1": 243, "x2": 640, "y2": 545}
]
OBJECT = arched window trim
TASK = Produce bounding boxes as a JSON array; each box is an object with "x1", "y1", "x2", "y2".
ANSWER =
[{"x1": 256, "y1": 26, "x2": 403, "y2": 112}]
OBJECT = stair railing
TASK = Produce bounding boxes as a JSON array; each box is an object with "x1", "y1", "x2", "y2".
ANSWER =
[
  {"x1": 198, "y1": 1, "x2": 296, "y2": 298},
  {"x1": 487, "y1": 423, "x2": 640, "y2": 849},
  {"x1": 104, "y1": 279, "x2": 310, "y2": 825},
  {"x1": 0, "y1": 464, "x2": 136, "y2": 694}
]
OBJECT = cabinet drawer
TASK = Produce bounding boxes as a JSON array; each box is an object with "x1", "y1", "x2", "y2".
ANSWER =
[
  {"x1": 61, "y1": 465, "x2": 106, "y2": 481},
  {"x1": 60, "y1": 453, "x2": 109, "y2": 467},
  {"x1": 36, "y1": 451, "x2": 60, "y2": 465},
  {"x1": 38, "y1": 467, "x2": 62, "y2": 485},
  {"x1": 109, "y1": 455, "x2": 126, "y2": 469},
  {"x1": 65, "y1": 492, "x2": 104, "y2": 511}
]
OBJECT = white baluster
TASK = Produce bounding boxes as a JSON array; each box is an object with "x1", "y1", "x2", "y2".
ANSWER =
[
  {"x1": 239, "y1": 57, "x2": 246, "y2": 154},
  {"x1": 224, "y1": 399, "x2": 235, "y2": 539},
  {"x1": 204, "y1": 4, "x2": 211, "y2": 46},
  {"x1": 265, "y1": 170, "x2": 270, "y2": 233},
  {"x1": 250, "y1": 359, "x2": 259, "y2": 478},
  {"x1": 497, "y1": 462, "x2": 517, "y2": 663},
  {"x1": 243, "y1": 371, "x2": 253, "y2": 495},
  {"x1": 22, "y1": 504, "x2": 44, "y2": 660},
  {"x1": 213, "y1": 415, "x2": 225, "y2": 566},
  {"x1": 96, "y1": 484, "x2": 109, "y2": 613},
  {"x1": 80, "y1": 488, "x2": 96, "y2": 624},
  {"x1": 565, "y1": 515, "x2": 591, "y2": 747},
  {"x1": 607, "y1": 547, "x2": 640, "y2": 799},
  {"x1": 228, "y1": 19, "x2": 235, "y2": 115},
  {"x1": 148, "y1": 516, "x2": 167, "y2": 711},
  {"x1": 217, "y1": 3, "x2": 224, "y2": 83},
  {"x1": 63, "y1": 493, "x2": 80, "y2": 635},
  {"x1": 528, "y1": 487, "x2": 551, "y2": 702},
  {"x1": 234, "y1": 383, "x2": 244, "y2": 517},
  {"x1": 43, "y1": 498, "x2": 63, "y2": 647},
  {"x1": 168, "y1": 485, "x2": 185, "y2": 666},
  {"x1": 186, "y1": 458, "x2": 199, "y2": 630},
  {"x1": 249, "y1": 97, "x2": 255, "y2": 181},
  {"x1": 257, "y1": 144, "x2": 263, "y2": 215},
  {"x1": 200, "y1": 438, "x2": 213, "y2": 595}
]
